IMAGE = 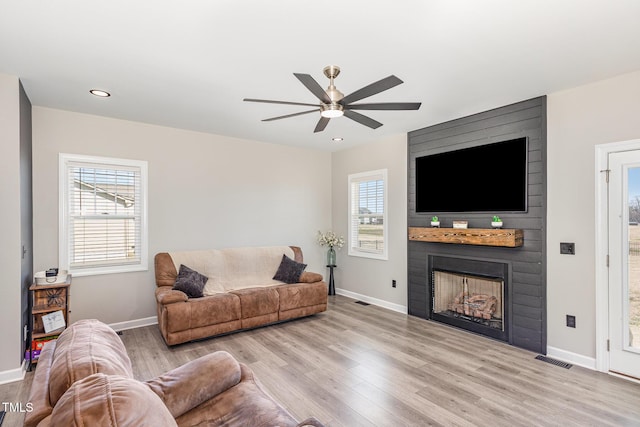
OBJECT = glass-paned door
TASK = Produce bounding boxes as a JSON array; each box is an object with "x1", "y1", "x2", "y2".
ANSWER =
[{"x1": 608, "y1": 151, "x2": 640, "y2": 379}]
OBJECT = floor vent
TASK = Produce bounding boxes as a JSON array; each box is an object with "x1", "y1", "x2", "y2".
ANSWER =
[
  {"x1": 535, "y1": 355, "x2": 573, "y2": 369},
  {"x1": 355, "y1": 301, "x2": 370, "y2": 306}
]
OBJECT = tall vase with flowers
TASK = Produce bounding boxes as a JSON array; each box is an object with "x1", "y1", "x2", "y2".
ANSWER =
[{"x1": 316, "y1": 231, "x2": 345, "y2": 266}]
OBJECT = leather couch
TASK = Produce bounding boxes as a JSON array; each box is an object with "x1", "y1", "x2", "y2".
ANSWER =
[
  {"x1": 25, "y1": 319, "x2": 324, "y2": 427},
  {"x1": 154, "y1": 246, "x2": 328, "y2": 345}
]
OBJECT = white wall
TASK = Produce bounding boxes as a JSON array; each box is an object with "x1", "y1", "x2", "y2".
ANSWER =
[
  {"x1": 32, "y1": 107, "x2": 331, "y2": 325},
  {"x1": 330, "y1": 134, "x2": 408, "y2": 311},
  {"x1": 0, "y1": 74, "x2": 23, "y2": 380},
  {"x1": 547, "y1": 70, "x2": 640, "y2": 360}
]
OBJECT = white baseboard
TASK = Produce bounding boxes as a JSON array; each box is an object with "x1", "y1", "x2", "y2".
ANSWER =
[
  {"x1": 547, "y1": 346, "x2": 596, "y2": 370},
  {"x1": 108, "y1": 316, "x2": 157, "y2": 332},
  {"x1": 335, "y1": 288, "x2": 408, "y2": 314},
  {"x1": 0, "y1": 360, "x2": 26, "y2": 385}
]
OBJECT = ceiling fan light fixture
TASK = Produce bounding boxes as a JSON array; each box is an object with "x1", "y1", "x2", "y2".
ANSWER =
[
  {"x1": 244, "y1": 65, "x2": 421, "y2": 133},
  {"x1": 320, "y1": 103, "x2": 344, "y2": 118}
]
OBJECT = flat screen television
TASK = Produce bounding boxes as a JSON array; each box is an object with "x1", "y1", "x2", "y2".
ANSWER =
[{"x1": 415, "y1": 137, "x2": 528, "y2": 213}]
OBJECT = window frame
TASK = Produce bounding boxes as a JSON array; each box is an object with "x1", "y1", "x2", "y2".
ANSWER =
[
  {"x1": 347, "y1": 168, "x2": 389, "y2": 260},
  {"x1": 59, "y1": 153, "x2": 148, "y2": 277}
]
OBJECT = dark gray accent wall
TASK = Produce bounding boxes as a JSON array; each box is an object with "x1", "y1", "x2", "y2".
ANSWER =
[
  {"x1": 20, "y1": 80, "x2": 33, "y2": 360},
  {"x1": 407, "y1": 96, "x2": 547, "y2": 354}
]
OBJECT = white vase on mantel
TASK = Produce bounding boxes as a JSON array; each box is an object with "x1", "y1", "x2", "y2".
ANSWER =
[
  {"x1": 431, "y1": 221, "x2": 440, "y2": 228},
  {"x1": 491, "y1": 221, "x2": 503, "y2": 229}
]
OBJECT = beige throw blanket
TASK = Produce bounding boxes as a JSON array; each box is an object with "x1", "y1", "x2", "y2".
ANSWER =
[{"x1": 168, "y1": 246, "x2": 295, "y2": 296}]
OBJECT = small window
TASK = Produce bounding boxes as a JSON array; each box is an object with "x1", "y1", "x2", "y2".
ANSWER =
[
  {"x1": 59, "y1": 154, "x2": 148, "y2": 276},
  {"x1": 348, "y1": 169, "x2": 388, "y2": 260}
]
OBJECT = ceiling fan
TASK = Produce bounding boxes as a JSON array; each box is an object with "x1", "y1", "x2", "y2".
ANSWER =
[{"x1": 244, "y1": 65, "x2": 421, "y2": 133}]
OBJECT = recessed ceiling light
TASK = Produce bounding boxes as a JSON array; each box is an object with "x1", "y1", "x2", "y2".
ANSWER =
[
  {"x1": 90, "y1": 89, "x2": 111, "y2": 97},
  {"x1": 332, "y1": 137, "x2": 343, "y2": 142}
]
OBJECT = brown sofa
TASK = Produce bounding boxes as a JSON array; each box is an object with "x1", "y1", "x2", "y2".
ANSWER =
[
  {"x1": 25, "y1": 319, "x2": 324, "y2": 427},
  {"x1": 155, "y1": 246, "x2": 328, "y2": 345}
]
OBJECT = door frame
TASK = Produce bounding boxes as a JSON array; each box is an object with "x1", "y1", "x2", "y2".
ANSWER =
[{"x1": 595, "y1": 138, "x2": 640, "y2": 373}]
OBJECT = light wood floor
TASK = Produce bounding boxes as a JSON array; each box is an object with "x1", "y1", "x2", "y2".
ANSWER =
[{"x1": 2, "y1": 295, "x2": 640, "y2": 426}]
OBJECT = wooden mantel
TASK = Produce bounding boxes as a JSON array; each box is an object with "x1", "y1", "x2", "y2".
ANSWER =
[{"x1": 408, "y1": 227, "x2": 524, "y2": 248}]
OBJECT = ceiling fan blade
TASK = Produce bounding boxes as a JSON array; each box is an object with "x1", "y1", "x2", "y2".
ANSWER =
[
  {"x1": 314, "y1": 117, "x2": 330, "y2": 133},
  {"x1": 294, "y1": 73, "x2": 331, "y2": 104},
  {"x1": 262, "y1": 109, "x2": 319, "y2": 122},
  {"x1": 343, "y1": 110, "x2": 383, "y2": 129},
  {"x1": 345, "y1": 102, "x2": 421, "y2": 111},
  {"x1": 340, "y1": 75, "x2": 403, "y2": 105},
  {"x1": 244, "y1": 98, "x2": 319, "y2": 107}
]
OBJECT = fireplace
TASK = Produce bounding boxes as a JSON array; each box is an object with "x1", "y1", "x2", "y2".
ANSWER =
[{"x1": 429, "y1": 255, "x2": 509, "y2": 342}]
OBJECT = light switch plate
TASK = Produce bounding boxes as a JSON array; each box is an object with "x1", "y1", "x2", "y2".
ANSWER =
[{"x1": 560, "y1": 242, "x2": 575, "y2": 255}]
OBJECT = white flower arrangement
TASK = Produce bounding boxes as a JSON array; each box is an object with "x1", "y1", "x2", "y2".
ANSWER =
[{"x1": 316, "y1": 231, "x2": 345, "y2": 249}]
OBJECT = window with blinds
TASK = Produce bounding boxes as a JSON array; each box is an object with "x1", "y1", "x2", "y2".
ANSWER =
[
  {"x1": 59, "y1": 154, "x2": 148, "y2": 276},
  {"x1": 348, "y1": 169, "x2": 388, "y2": 260}
]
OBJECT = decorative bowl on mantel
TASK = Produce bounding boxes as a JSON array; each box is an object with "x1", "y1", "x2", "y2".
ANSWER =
[
  {"x1": 431, "y1": 221, "x2": 440, "y2": 228},
  {"x1": 491, "y1": 221, "x2": 503, "y2": 229}
]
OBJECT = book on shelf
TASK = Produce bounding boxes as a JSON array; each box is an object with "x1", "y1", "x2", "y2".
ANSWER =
[
  {"x1": 26, "y1": 349, "x2": 41, "y2": 360},
  {"x1": 32, "y1": 335, "x2": 58, "y2": 350},
  {"x1": 42, "y1": 310, "x2": 66, "y2": 333}
]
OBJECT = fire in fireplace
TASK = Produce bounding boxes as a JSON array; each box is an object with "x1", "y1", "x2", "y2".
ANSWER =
[{"x1": 429, "y1": 256, "x2": 509, "y2": 342}]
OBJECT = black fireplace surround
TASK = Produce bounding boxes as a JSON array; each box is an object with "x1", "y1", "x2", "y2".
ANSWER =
[
  {"x1": 407, "y1": 97, "x2": 547, "y2": 354},
  {"x1": 429, "y1": 255, "x2": 510, "y2": 342}
]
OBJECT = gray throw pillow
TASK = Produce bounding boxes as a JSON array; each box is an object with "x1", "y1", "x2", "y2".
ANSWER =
[
  {"x1": 173, "y1": 264, "x2": 208, "y2": 298},
  {"x1": 273, "y1": 254, "x2": 307, "y2": 284}
]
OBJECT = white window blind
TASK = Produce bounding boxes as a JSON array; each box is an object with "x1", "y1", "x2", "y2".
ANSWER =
[
  {"x1": 60, "y1": 154, "x2": 148, "y2": 276},
  {"x1": 348, "y1": 169, "x2": 388, "y2": 260}
]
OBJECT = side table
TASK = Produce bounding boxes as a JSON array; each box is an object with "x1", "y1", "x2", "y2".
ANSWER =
[
  {"x1": 28, "y1": 276, "x2": 71, "y2": 370},
  {"x1": 326, "y1": 265, "x2": 336, "y2": 295}
]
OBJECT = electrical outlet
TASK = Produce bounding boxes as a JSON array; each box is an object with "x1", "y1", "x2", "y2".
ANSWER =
[
  {"x1": 560, "y1": 242, "x2": 575, "y2": 255},
  {"x1": 392, "y1": 279, "x2": 396, "y2": 288},
  {"x1": 566, "y1": 315, "x2": 576, "y2": 328}
]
